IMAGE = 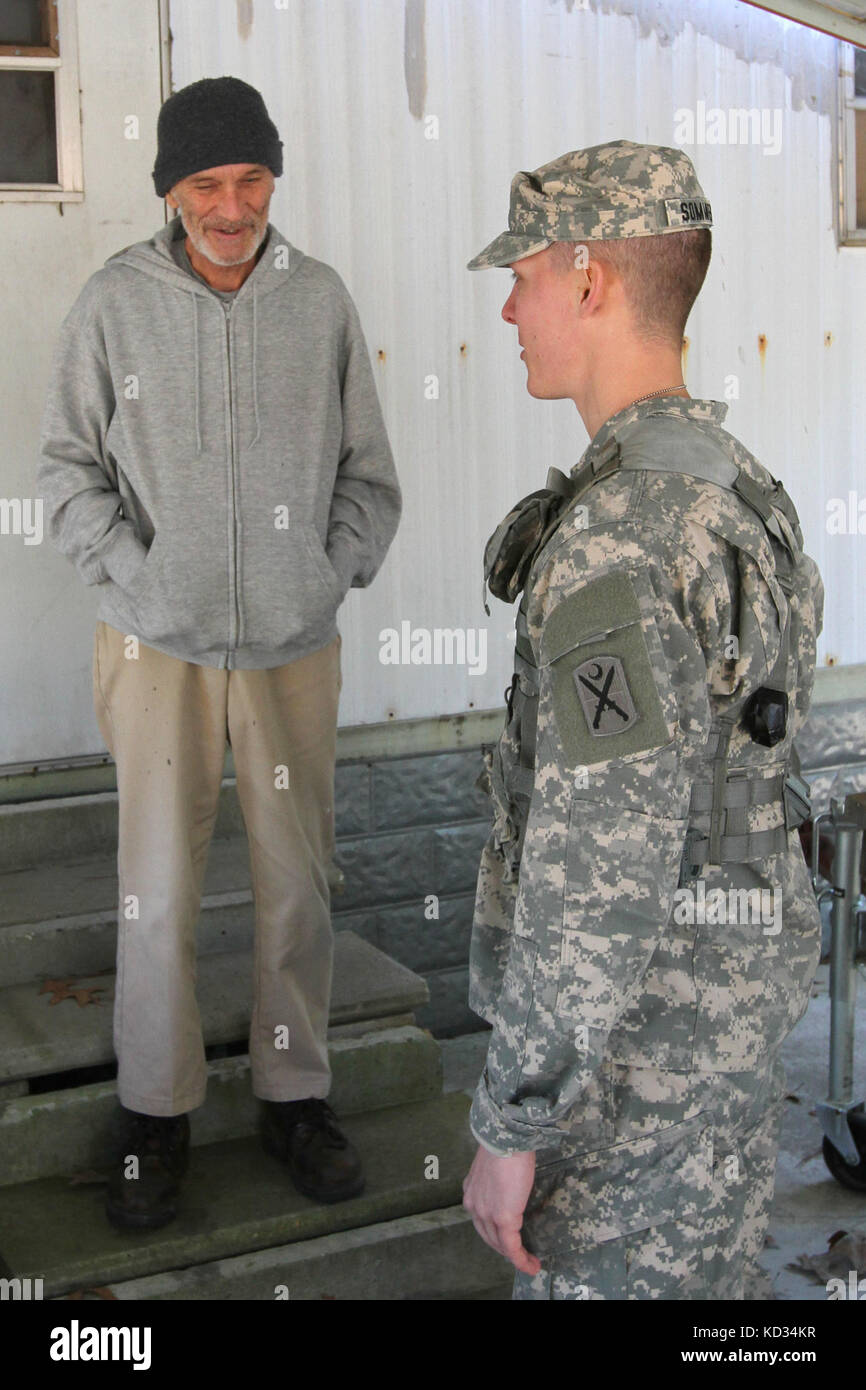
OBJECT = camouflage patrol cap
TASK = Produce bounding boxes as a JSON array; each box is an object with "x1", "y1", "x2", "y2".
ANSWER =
[{"x1": 467, "y1": 138, "x2": 712, "y2": 270}]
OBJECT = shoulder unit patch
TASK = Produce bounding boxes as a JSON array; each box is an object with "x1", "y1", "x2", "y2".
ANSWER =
[
  {"x1": 541, "y1": 569, "x2": 674, "y2": 767},
  {"x1": 573, "y1": 655, "x2": 638, "y2": 735}
]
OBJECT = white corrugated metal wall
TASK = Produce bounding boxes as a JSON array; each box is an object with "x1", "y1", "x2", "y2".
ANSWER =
[
  {"x1": 167, "y1": 0, "x2": 862, "y2": 730},
  {"x1": 1, "y1": 0, "x2": 165, "y2": 767},
  {"x1": 4, "y1": 0, "x2": 861, "y2": 766}
]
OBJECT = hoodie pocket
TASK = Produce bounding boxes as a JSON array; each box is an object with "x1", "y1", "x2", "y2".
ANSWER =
[
  {"x1": 303, "y1": 526, "x2": 345, "y2": 602},
  {"x1": 238, "y1": 521, "x2": 342, "y2": 651},
  {"x1": 124, "y1": 532, "x2": 159, "y2": 598},
  {"x1": 122, "y1": 527, "x2": 230, "y2": 654}
]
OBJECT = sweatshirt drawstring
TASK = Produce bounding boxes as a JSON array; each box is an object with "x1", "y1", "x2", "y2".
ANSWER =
[
  {"x1": 250, "y1": 283, "x2": 261, "y2": 448},
  {"x1": 190, "y1": 291, "x2": 202, "y2": 456}
]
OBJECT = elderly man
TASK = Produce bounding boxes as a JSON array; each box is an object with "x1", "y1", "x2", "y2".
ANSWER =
[
  {"x1": 38, "y1": 77, "x2": 400, "y2": 1230},
  {"x1": 462, "y1": 140, "x2": 823, "y2": 1300}
]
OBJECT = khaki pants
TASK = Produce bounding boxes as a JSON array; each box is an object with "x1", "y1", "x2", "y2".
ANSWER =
[{"x1": 92, "y1": 620, "x2": 341, "y2": 1116}]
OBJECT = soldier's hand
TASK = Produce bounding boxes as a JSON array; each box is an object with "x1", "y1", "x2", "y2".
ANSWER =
[{"x1": 462, "y1": 1144, "x2": 542, "y2": 1276}]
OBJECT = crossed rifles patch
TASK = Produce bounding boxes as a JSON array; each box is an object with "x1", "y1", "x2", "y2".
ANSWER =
[
  {"x1": 573, "y1": 656, "x2": 638, "y2": 736},
  {"x1": 542, "y1": 570, "x2": 671, "y2": 766}
]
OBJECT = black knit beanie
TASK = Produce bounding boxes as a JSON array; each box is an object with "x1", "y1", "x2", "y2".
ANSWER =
[{"x1": 152, "y1": 76, "x2": 283, "y2": 196}]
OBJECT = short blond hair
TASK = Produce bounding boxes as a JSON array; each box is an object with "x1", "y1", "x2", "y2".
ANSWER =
[{"x1": 550, "y1": 229, "x2": 711, "y2": 346}]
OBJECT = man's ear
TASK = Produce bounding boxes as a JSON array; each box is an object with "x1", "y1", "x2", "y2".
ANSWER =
[
  {"x1": 574, "y1": 266, "x2": 592, "y2": 307},
  {"x1": 579, "y1": 258, "x2": 611, "y2": 312}
]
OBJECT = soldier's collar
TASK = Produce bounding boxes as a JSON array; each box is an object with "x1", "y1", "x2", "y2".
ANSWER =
[{"x1": 570, "y1": 397, "x2": 729, "y2": 483}]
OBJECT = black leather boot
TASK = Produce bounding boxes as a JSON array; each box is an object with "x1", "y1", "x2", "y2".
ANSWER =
[
  {"x1": 261, "y1": 1098, "x2": 364, "y2": 1203},
  {"x1": 105, "y1": 1107, "x2": 190, "y2": 1231}
]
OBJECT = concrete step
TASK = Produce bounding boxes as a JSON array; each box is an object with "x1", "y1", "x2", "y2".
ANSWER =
[
  {"x1": 0, "y1": 1025, "x2": 441, "y2": 1187},
  {"x1": 0, "y1": 869, "x2": 480, "y2": 1000},
  {"x1": 0, "y1": 786, "x2": 252, "y2": 874},
  {"x1": 0, "y1": 930, "x2": 429, "y2": 1085},
  {"x1": 87, "y1": 1205, "x2": 509, "y2": 1301},
  {"x1": 0, "y1": 840, "x2": 257, "y2": 987},
  {"x1": 0, "y1": 1091, "x2": 475, "y2": 1298},
  {"x1": 0, "y1": 748, "x2": 491, "y2": 875},
  {"x1": 0, "y1": 822, "x2": 485, "y2": 993}
]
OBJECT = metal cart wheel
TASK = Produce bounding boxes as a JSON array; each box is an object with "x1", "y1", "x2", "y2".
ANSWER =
[{"x1": 822, "y1": 1112, "x2": 866, "y2": 1192}]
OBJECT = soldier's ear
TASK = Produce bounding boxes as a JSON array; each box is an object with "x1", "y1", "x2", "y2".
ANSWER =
[
  {"x1": 576, "y1": 261, "x2": 604, "y2": 312},
  {"x1": 577, "y1": 273, "x2": 591, "y2": 306}
]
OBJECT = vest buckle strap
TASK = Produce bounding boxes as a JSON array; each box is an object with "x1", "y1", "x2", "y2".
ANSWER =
[
  {"x1": 685, "y1": 823, "x2": 791, "y2": 866},
  {"x1": 783, "y1": 773, "x2": 812, "y2": 830},
  {"x1": 590, "y1": 437, "x2": 621, "y2": 480}
]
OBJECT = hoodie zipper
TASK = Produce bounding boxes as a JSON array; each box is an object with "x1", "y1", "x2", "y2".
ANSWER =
[{"x1": 223, "y1": 299, "x2": 240, "y2": 665}]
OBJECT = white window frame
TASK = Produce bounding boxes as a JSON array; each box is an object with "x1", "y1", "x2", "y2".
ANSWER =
[
  {"x1": 0, "y1": 0, "x2": 83, "y2": 203},
  {"x1": 838, "y1": 40, "x2": 866, "y2": 244}
]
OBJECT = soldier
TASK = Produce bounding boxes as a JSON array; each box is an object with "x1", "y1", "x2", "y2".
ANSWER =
[{"x1": 461, "y1": 140, "x2": 824, "y2": 1300}]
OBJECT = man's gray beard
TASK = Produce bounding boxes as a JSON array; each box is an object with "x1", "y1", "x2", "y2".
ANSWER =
[{"x1": 178, "y1": 209, "x2": 269, "y2": 267}]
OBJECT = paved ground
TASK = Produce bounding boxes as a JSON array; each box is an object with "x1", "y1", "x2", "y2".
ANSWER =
[{"x1": 441, "y1": 962, "x2": 866, "y2": 1302}]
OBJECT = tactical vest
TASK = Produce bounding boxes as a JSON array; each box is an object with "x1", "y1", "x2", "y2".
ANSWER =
[{"x1": 480, "y1": 424, "x2": 813, "y2": 880}]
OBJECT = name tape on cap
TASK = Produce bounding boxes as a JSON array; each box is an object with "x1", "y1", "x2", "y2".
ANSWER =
[{"x1": 663, "y1": 197, "x2": 713, "y2": 228}]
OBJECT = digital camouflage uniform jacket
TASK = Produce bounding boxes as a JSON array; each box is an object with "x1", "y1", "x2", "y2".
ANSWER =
[{"x1": 469, "y1": 396, "x2": 824, "y2": 1166}]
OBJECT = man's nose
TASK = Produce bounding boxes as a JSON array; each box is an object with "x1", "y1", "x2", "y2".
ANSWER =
[
  {"x1": 501, "y1": 289, "x2": 517, "y2": 324},
  {"x1": 216, "y1": 189, "x2": 245, "y2": 220}
]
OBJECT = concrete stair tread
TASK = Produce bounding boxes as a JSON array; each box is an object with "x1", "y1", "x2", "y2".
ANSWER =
[
  {"x1": 0, "y1": 1028, "x2": 443, "y2": 1188},
  {"x1": 92, "y1": 1206, "x2": 509, "y2": 1301},
  {"x1": 0, "y1": 838, "x2": 253, "y2": 930},
  {"x1": 0, "y1": 1092, "x2": 474, "y2": 1297},
  {"x1": 0, "y1": 931, "x2": 429, "y2": 1084}
]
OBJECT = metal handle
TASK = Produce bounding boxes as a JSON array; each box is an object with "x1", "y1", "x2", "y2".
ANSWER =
[{"x1": 810, "y1": 811, "x2": 831, "y2": 892}]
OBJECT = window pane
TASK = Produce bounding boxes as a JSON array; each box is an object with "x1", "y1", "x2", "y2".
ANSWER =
[
  {"x1": 0, "y1": 0, "x2": 49, "y2": 47},
  {"x1": 856, "y1": 48, "x2": 866, "y2": 99},
  {"x1": 0, "y1": 69, "x2": 56, "y2": 182}
]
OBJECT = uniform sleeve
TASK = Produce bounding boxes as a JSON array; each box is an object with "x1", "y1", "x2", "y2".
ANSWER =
[
  {"x1": 324, "y1": 289, "x2": 402, "y2": 594},
  {"x1": 470, "y1": 550, "x2": 714, "y2": 1153},
  {"x1": 36, "y1": 278, "x2": 148, "y2": 589}
]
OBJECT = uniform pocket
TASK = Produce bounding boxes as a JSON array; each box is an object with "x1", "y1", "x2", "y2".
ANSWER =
[
  {"x1": 488, "y1": 691, "x2": 530, "y2": 881},
  {"x1": 689, "y1": 855, "x2": 821, "y2": 1069},
  {"x1": 522, "y1": 1112, "x2": 714, "y2": 1258},
  {"x1": 468, "y1": 921, "x2": 514, "y2": 1025},
  {"x1": 483, "y1": 933, "x2": 537, "y2": 1096},
  {"x1": 468, "y1": 831, "x2": 520, "y2": 1024},
  {"x1": 556, "y1": 800, "x2": 689, "y2": 1029}
]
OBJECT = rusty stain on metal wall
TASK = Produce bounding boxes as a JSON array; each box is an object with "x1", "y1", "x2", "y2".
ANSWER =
[
  {"x1": 404, "y1": 0, "x2": 427, "y2": 119},
  {"x1": 236, "y1": 0, "x2": 253, "y2": 42}
]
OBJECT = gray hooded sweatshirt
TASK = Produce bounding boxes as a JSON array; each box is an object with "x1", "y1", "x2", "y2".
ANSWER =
[{"x1": 37, "y1": 218, "x2": 401, "y2": 668}]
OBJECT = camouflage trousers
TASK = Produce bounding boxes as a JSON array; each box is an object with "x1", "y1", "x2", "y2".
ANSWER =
[{"x1": 513, "y1": 1056, "x2": 786, "y2": 1300}]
